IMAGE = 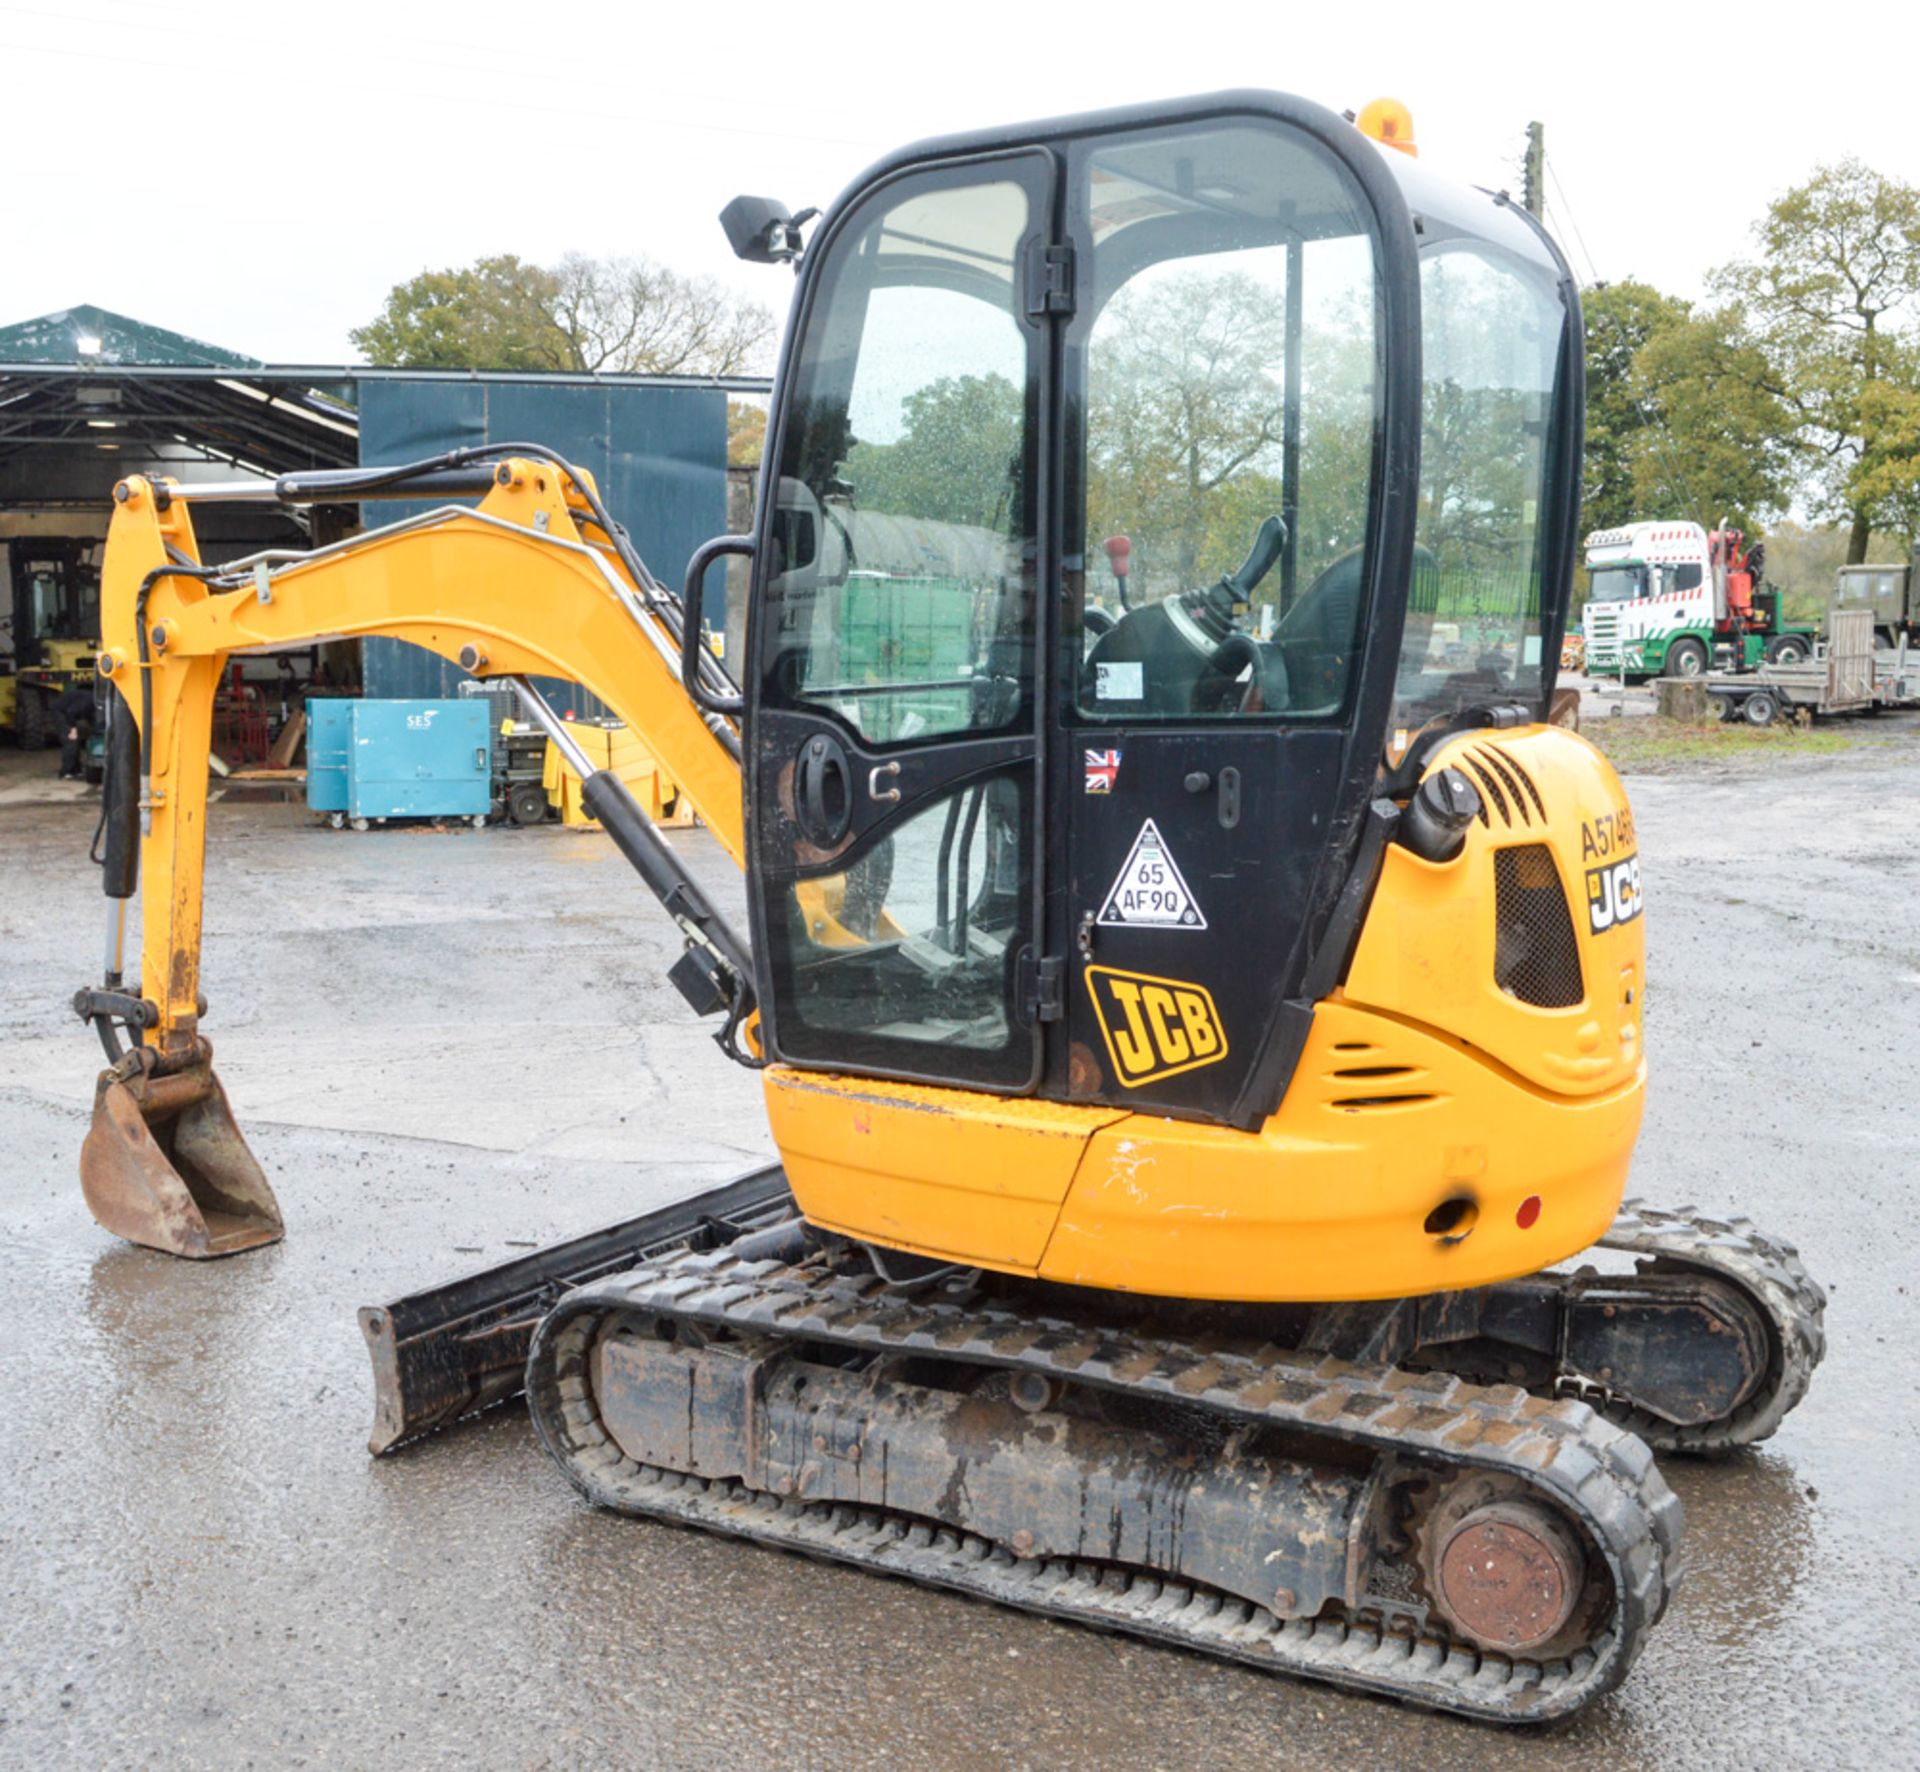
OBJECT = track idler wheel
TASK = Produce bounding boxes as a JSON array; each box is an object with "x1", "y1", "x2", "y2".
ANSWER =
[
  {"x1": 1413, "y1": 1473, "x2": 1604, "y2": 1658},
  {"x1": 80, "y1": 1044, "x2": 284, "y2": 1258}
]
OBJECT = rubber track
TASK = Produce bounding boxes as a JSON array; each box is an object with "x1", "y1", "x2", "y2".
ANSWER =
[
  {"x1": 527, "y1": 1249, "x2": 1685, "y2": 1724},
  {"x1": 1583, "y1": 1198, "x2": 1827, "y2": 1454}
]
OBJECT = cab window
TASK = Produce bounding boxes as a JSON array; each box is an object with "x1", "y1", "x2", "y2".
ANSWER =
[{"x1": 1065, "y1": 120, "x2": 1381, "y2": 722}]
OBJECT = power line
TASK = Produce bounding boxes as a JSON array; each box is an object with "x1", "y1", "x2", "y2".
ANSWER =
[{"x1": 1540, "y1": 155, "x2": 1710, "y2": 527}]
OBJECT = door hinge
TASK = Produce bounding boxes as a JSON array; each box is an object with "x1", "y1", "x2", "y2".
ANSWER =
[
  {"x1": 1030, "y1": 954, "x2": 1066, "y2": 1022},
  {"x1": 1026, "y1": 243, "x2": 1076, "y2": 319}
]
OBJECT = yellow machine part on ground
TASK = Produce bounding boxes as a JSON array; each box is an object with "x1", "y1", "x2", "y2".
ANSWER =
[{"x1": 540, "y1": 722, "x2": 693, "y2": 828}]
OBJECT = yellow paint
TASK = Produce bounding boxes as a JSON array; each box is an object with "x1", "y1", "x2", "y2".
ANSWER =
[
  {"x1": 1037, "y1": 997, "x2": 1638, "y2": 1301},
  {"x1": 1342, "y1": 728, "x2": 1644, "y2": 1098},
  {"x1": 764, "y1": 1067, "x2": 1125, "y2": 1269}
]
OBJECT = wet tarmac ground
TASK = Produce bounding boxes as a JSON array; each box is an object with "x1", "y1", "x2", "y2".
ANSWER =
[{"x1": 2, "y1": 728, "x2": 1918, "y2": 1770}]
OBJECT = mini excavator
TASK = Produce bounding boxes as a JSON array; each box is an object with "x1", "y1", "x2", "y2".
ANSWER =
[{"x1": 72, "y1": 91, "x2": 1825, "y2": 1722}]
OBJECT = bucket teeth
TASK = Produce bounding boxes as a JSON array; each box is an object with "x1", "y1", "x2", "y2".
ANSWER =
[{"x1": 79, "y1": 1058, "x2": 283, "y2": 1258}]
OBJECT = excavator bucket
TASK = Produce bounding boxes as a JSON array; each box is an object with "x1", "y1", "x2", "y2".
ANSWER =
[{"x1": 80, "y1": 1060, "x2": 283, "y2": 1258}]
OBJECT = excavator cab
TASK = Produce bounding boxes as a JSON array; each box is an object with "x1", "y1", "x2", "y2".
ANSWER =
[{"x1": 739, "y1": 93, "x2": 1578, "y2": 1132}]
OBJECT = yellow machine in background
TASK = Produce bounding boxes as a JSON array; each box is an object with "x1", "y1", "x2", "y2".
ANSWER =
[
  {"x1": 68, "y1": 91, "x2": 1824, "y2": 1723},
  {"x1": 541, "y1": 720, "x2": 690, "y2": 828}
]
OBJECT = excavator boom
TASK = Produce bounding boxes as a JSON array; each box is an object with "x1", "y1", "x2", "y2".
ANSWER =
[{"x1": 79, "y1": 450, "x2": 755, "y2": 1256}]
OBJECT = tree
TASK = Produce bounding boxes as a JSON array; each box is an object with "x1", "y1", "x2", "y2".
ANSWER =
[
  {"x1": 1626, "y1": 306, "x2": 1799, "y2": 532},
  {"x1": 1582, "y1": 281, "x2": 1690, "y2": 533},
  {"x1": 353, "y1": 252, "x2": 775, "y2": 377},
  {"x1": 546, "y1": 254, "x2": 774, "y2": 376},
  {"x1": 1716, "y1": 159, "x2": 1920, "y2": 562},
  {"x1": 1580, "y1": 280, "x2": 1797, "y2": 537},
  {"x1": 1852, "y1": 356, "x2": 1920, "y2": 545},
  {"x1": 727, "y1": 399, "x2": 767, "y2": 468},
  {"x1": 844, "y1": 373, "x2": 1023, "y2": 532},
  {"x1": 1087, "y1": 270, "x2": 1293, "y2": 593},
  {"x1": 349, "y1": 254, "x2": 568, "y2": 371}
]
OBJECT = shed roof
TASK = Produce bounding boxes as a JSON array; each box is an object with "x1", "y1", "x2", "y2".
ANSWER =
[{"x1": 0, "y1": 304, "x2": 259, "y2": 368}]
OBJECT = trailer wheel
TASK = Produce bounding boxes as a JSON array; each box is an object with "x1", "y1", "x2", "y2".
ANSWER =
[
  {"x1": 1741, "y1": 689, "x2": 1781, "y2": 727},
  {"x1": 1664, "y1": 638, "x2": 1709, "y2": 679},
  {"x1": 1707, "y1": 694, "x2": 1730, "y2": 722},
  {"x1": 1766, "y1": 635, "x2": 1810, "y2": 666}
]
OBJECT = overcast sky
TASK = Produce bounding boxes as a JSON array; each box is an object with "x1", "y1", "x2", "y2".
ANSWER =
[{"x1": 4, "y1": 0, "x2": 1910, "y2": 364}]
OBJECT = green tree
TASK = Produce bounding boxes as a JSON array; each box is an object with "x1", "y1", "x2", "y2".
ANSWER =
[
  {"x1": 844, "y1": 373, "x2": 1023, "y2": 531},
  {"x1": 727, "y1": 398, "x2": 767, "y2": 468},
  {"x1": 353, "y1": 252, "x2": 775, "y2": 377},
  {"x1": 1853, "y1": 356, "x2": 1920, "y2": 545},
  {"x1": 349, "y1": 254, "x2": 568, "y2": 370},
  {"x1": 1716, "y1": 158, "x2": 1920, "y2": 561},
  {"x1": 1087, "y1": 270, "x2": 1293, "y2": 594},
  {"x1": 1581, "y1": 281, "x2": 1690, "y2": 533},
  {"x1": 1580, "y1": 280, "x2": 1796, "y2": 537},
  {"x1": 1626, "y1": 305, "x2": 1799, "y2": 532}
]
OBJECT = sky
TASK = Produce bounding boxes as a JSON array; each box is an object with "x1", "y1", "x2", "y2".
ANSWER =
[{"x1": 2, "y1": 0, "x2": 1911, "y2": 365}]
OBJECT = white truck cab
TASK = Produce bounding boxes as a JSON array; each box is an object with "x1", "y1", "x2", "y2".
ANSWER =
[{"x1": 1581, "y1": 520, "x2": 1811, "y2": 679}]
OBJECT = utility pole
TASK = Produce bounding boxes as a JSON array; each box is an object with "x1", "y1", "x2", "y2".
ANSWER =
[{"x1": 1523, "y1": 121, "x2": 1545, "y2": 220}]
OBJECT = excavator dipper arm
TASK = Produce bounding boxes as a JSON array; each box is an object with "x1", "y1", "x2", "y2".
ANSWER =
[{"x1": 77, "y1": 454, "x2": 754, "y2": 1258}]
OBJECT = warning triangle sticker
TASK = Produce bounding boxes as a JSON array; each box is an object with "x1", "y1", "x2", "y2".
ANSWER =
[{"x1": 1097, "y1": 818, "x2": 1207, "y2": 929}]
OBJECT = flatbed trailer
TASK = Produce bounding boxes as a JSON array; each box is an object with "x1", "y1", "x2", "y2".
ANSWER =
[{"x1": 1706, "y1": 613, "x2": 1916, "y2": 725}]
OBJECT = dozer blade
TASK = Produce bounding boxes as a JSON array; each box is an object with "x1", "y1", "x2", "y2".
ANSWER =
[
  {"x1": 80, "y1": 1059, "x2": 284, "y2": 1259},
  {"x1": 358, "y1": 1164, "x2": 795, "y2": 1455}
]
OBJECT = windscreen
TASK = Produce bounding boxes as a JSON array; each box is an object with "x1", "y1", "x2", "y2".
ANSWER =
[
  {"x1": 1586, "y1": 565, "x2": 1645, "y2": 604},
  {"x1": 1393, "y1": 238, "x2": 1568, "y2": 726}
]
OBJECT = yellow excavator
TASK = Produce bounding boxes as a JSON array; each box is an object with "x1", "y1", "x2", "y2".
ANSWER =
[{"x1": 71, "y1": 90, "x2": 1823, "y2": 1723}]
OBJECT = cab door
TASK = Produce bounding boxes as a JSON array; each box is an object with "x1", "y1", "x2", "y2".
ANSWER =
[
  {"x1": 1052, "y1": 115, "x2": 1391, "y2": 1128},
  {"x1": 746, "y1": 153, "x2": 1056, "y2": 1093}
]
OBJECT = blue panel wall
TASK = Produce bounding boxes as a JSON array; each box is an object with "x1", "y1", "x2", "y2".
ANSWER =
[{"x1": 353, "y1": 377, "x2": 728, "y2": 712}]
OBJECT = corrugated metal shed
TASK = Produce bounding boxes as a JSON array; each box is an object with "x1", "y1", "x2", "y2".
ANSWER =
[{"x1": 355, "y1": 375, "x2": 732, "y2": 713}]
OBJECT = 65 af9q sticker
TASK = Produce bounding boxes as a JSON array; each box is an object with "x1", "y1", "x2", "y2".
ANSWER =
[{"x1": 1097, "y1": 819, "x2": 1206, "y2": 929}]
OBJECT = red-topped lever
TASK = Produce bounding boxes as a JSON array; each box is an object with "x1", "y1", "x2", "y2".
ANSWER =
[{"x1": 1102, "y1": 534, "x2": 1132, "y2": 611}]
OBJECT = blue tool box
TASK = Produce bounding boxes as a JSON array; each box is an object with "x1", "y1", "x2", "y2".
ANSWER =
[{"x1": 305, "y1": 698, "x2": 491, "y2": 823}]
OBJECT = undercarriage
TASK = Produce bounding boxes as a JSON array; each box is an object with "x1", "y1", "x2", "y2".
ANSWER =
[{"x1": 364, "y1": 1181, "x2": 1823, "y2": 1723}]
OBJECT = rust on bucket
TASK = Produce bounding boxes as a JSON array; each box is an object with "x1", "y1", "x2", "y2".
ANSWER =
[{"x1": 79, "y1": 1045, "x2": 283, "y2": 1258}]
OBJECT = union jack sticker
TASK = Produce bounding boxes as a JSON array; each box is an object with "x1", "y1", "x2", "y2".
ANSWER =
[{"x1": 1083, "y1": 748, "x2": 1121, "y2": 793}]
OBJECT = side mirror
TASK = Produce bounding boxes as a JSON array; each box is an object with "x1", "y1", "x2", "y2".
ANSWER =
[{"x1": 720, "y1": 195, "x2": 817, "y2": 264}]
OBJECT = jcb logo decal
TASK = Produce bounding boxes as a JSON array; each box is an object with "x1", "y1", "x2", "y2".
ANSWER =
[
  {"x1": 1086, "y1": 966, "x2": 1228, "y2": 1087},
  {"x1": 1586, "y1": 854, "x2": 1643, "y2": 934}
]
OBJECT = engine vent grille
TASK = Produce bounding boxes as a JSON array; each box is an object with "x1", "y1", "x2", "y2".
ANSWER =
[
  {"x1": 1458, "y1": 746, "x2": 1548, "y2": 828},
  {"x1": 1494, "y1": 844, "x2": 1584, "y2": 1008}
]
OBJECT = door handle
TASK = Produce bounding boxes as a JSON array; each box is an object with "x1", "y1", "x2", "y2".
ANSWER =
[
  {"x1": 1217, "y1": 766, "x2": 1241, "y2": 829},
  {"x1": 681, "y1": 534, "x2": 751, "y2": 717},
  {"x1": 794, "y1": 733, "x2": 853, "y2": 846},
  {"x1": 868, "y1": 761, "x2": 902, "y2": 804}
]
